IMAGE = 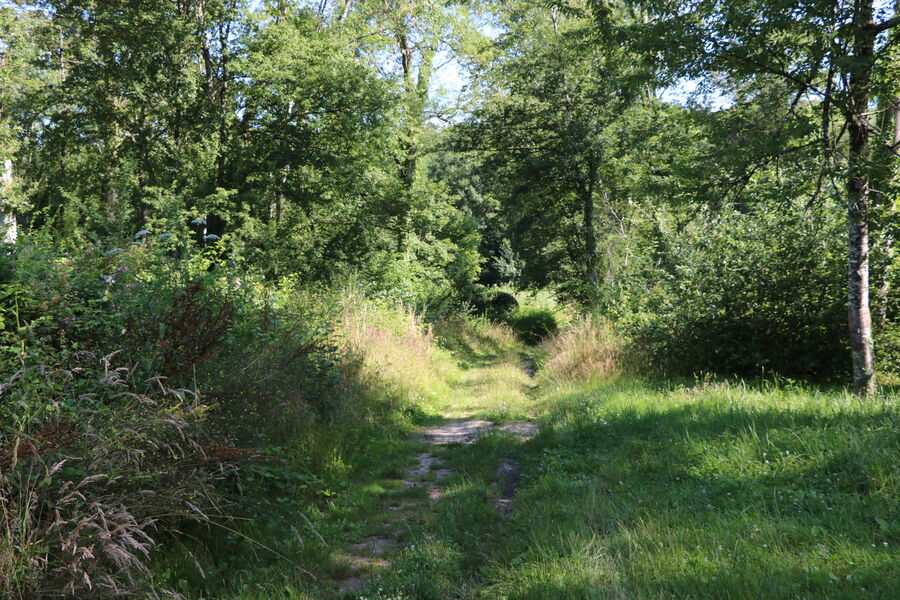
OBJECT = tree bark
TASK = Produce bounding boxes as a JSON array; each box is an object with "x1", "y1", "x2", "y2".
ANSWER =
[
  {"x1": 584, "y1": 154, "x2": 599, "y2": 303},
  {"x1": 894, "y1": 96, "x2": 900, "y2": 149},
  {"x1": 338, "y1": 0, "x2": 354, "y2": 23},
  {"x1": 846, "y1": 0, "x2": 877, "y2": 395},
  {"x1": 396, "y1": 31, "x2": 420, "y2": 189},
  {"x1": 1, "y1": 158, "x2": 17, "y2": 243}
]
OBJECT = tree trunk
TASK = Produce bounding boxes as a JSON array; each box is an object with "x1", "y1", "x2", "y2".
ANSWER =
[
  {"x1": 894, "y1": 96, "x2": 900, "y2": 150},
  {"x1": 338, "y1": 0, "x2": 354, "y2": 23},
  {"x1": 584, "y1": 155, "x2": 599, "y2": 303},
  {"x1": 846, "y1": 0, "x2": 877, "y2": 395},
  {"x1": 1, "y1": 158, "x2": 16, "y2": 243},
  {"x1": 396, "y1": 32, "x2": 418, "y2": 189}
]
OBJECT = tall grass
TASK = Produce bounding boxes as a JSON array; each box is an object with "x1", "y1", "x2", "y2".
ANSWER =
[
  {"x1": 540, "y1": 316, "x2": 622, "y2": 383},
  {"x1": 0, "y1": 356, "x2": 226, "y2": 599},
  {"x1": 340, "y1": 296, "x2": 459, "y2": 409}
]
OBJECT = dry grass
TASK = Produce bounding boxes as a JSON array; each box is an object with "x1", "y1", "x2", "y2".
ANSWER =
[
  {"x1": 0, "y1": 356, "x2": 228, "y2": 599},
  {"x1": 433, "y1": 316, "x2": 520, "y2": 358},
  {"x1": 540, "y1": 316, "x2": 622, "y2": 383},
  {"x1": 340, "y1": 298, "x2": 458, "y2": 407},
  {"x1": 338, "y1": 300, "x2": 534, "y2": 420}
]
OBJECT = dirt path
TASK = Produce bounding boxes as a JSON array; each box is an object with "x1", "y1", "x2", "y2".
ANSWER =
[{"x1": 335, "y1": 419, "x2": 537, "y2": 595}]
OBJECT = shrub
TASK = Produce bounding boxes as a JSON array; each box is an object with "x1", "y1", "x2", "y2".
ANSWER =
[
  {"x1": 200, "y1": 289, "x2": 353, "y2": 449},
  {"x1": 507, "y1": 307, "x2": 558, "y2": 344},
  {"x1": 875, "y1": 320, "x2": 899, "y2": 379},
  {"x1": 488, "y1": 291, "x2": 518, "y2": 318},
  {"x1": 158, "y1": 280, "x2": 236, "y2": 375},
  {"x1": 612, "y1": 204, "x2": 850, "y2": 381}
]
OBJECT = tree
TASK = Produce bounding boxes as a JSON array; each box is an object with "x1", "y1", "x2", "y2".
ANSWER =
[
  {"x1": 232, "y1": 5, "x2": 399, "y2": 280},
  {"x1": 614, "y1": 0, "x2": 900, "y2": 394},
  {"x1": 0, "y1": 4, "x2": 49, "y2": 242},
  {"x1": 456, "y1": 1, "x2": 643, "y2": 303}
]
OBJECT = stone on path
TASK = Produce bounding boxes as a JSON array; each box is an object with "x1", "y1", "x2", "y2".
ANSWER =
[
  {"x1": 419, "y1": 419, "x2": 538, "y2": 445},
  {"x1": 420, "y1": 419, "x2": 493, "y2": 444}
]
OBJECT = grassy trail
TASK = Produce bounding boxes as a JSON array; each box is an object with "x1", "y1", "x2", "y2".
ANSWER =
[
  {"x1": 320, "y1": 357, "x2": 895, "y2": 599},
  {"x1": 222, "y1": 315, "x2": 897, "y2": 600},
  {"x1": 321, "y1": 339, "x2": 543, "y2": 597}
]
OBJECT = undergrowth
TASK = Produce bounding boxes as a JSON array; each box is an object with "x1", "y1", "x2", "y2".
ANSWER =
[{"x1": 2, "y1": 237, "x2": 896, "y2": 599}]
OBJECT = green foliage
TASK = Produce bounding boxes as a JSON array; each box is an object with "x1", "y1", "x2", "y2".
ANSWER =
[
  {"x1": 360, "y1": 181, "x2": 485, "y2": 313},
  {"x1": 0, "y1": 232, "x2": 243, "y2": 374},
  {"x1": 455, "y1": 5, "x2": 648, "y2": 304},
  {"x1": 507, "y1": 307, "x2": 559, "y2": 345},
  {"x1": 875, "y1": 321, "x2": 900, "y2": 378},
  {"x1": 0, "y1": 0, "x2": 898, "y2": 594},
  {"x1": 614, "y1": 200, "x2": 848, "y2": 381}
]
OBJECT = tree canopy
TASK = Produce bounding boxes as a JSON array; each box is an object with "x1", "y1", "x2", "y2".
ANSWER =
[{"x1": 0, "y1": 0, "x2": 897, "y2": 385}]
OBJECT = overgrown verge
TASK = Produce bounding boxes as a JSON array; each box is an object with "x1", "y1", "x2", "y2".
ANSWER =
[
  {"x1": 0, "y1": 236, "x2": 520, "y2": 598},
  {"x1": 539, "y1": 316, "x2": 623, "y2": 384},
  {"x1": 0, "y1": 355, "x2": 228, "y2": 598},
  {"x1": 0, "y1": 239, "x2": 239, "y2": 597}
]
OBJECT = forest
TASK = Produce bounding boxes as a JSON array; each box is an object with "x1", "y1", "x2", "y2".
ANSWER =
[{"x1": 0, "y1": 0, "x2": 897, "y2": 598}]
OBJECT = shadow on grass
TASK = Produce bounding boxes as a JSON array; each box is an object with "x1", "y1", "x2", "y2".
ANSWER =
[{"x1": 468, "y1": 382, "x2": 899, "y2": 599}]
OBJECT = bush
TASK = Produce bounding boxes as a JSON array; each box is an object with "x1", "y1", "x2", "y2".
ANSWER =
[
  {"x1": 158, "y1": 280, "x2": 236, "y2": 375},
  {"x1": 875, "y1": 320, "x2": 899, "y2": 379},
  {"x1": 507, "y1": 307, "x2": 558, "y2": 344},
  {"x1": 613, "y1": 203, "x2": 850, "y2": 381},
  {"x1": 200, "y1": 288, "x2": 354, "y2": 449},
  {"x1": 488, "y1": 291, "x2": 518, "y2": 318}
]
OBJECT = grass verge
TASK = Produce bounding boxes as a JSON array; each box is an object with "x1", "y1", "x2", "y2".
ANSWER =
[{"x1": 157, "y1": 305, "x2": 898, "y2": 600}]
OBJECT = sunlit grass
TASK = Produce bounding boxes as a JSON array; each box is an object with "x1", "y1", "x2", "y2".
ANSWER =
[
  {"x1": 341, "y1": 299, "x2": 535, "y2": 421},
  {"x1": 476, "y1": 380, "x2": 899, "y2": 599},
  {"x1": 430, "y1": 362, "x2": 535, "y2": 420},
  {"x1": 174, "y1": 301, "x2": 898, "y2": 600}
]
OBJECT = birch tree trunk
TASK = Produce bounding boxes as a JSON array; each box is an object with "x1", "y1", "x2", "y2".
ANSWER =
[
  {"x1": 846, "y1": 0, "x2": 877, "y2": 395},
  {"x1": 1, "y1": 158, "x2": 16, "y2": 243},
  {"x1": 583, "y1": 155, "x2": 599, "y2": 304}
]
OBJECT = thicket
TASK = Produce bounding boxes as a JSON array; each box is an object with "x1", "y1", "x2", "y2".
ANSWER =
[
  {"x1": 612, "y1": 202, "x2": 863, "y2": 382},
  {"x1": 0, "y1": 232, "x2": 445, "y2": 597}
]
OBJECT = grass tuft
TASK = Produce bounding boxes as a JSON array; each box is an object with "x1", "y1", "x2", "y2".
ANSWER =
[{"x1": 540, "y1": 316, "x2": 622, "y2": 383}]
